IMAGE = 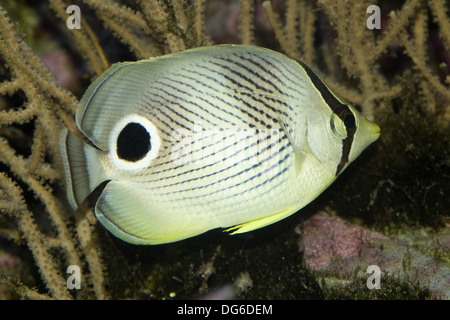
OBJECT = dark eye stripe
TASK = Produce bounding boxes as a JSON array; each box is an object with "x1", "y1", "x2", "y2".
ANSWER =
[
  {"x1": 335, "y1": 135, "x2": 354, "y2": 176},
  {"x1": 295, "y1": 60, "x2": 355, "y2": 176}
]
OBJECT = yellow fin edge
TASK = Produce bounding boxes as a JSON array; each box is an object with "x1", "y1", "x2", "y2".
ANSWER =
[{"x1": 225, "y1": 206, "x2": 299, "y2": 235}]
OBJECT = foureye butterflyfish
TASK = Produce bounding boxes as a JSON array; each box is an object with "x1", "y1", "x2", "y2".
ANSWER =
[{"x1": 60, "y1": 45, "x2": 380, "y2": 245}]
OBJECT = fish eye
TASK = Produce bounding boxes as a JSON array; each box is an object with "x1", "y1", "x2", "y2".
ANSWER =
[
  {"x1": 330, "y1": 106, "x2": 357, "y2": 139},
  {"x1": 344, "y1": 113, "x2": 355, "y2": 130},
  {"x1": 116, "y1": 122, "x2": 151, "y2": 162}
]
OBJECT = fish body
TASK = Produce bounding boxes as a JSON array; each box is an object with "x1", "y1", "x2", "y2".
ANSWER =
[{"x1": 60, "y1": 45, "x2": 380, "y2": 245}]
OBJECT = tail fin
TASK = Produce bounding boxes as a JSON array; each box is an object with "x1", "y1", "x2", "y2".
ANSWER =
[{"x1": 59, "y1": 128, "x2": 105, "y2": 210}]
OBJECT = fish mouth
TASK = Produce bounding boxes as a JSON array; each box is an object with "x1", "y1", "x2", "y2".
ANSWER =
[
  {"x1": 347, "y1": 117, "x2": 381, "y2": 164},
  {"x1": 362, "y1": 119, "x2": 381, "y2": 143},
  {"x1": 371, "y1": 123, "x2": 381, "y2": 140}
]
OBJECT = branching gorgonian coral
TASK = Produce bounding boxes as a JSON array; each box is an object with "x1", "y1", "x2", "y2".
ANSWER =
[{"x1": 0, "y1": 0, "x2": 448, "y2": 299}]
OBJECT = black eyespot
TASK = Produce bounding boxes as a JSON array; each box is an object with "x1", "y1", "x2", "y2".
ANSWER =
[
  {"x1": 344, "y1": 113, "x2": 355, "y2": 129},
  {"x1": 116, "y1": 122, "x2": 151, "y2": 162}
]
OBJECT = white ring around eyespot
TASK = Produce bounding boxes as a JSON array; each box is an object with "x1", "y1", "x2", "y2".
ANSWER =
[{"x1": 108, "y1": 114, "x2": 161, "y2": 171}]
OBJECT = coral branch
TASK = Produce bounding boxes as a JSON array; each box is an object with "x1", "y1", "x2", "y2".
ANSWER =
[
  {"x1": 367, "y1": 0, "x2": 421, "y2": 63},
  {"x1": 239, "y1": 0, "x2": 254, "y2": 45},
  {"x1": 429, "y1": 0, "x2": 450, "y2": 49},
  {"x1": 49, "y1": 0, "x2": 107, "y2": 76},
  {"x1": 263, "y1": 1, "x2": 298, "y2": 58},
  {"x1": 400, "y1": 31, "x2": 450, "y2": 100},
  {"x1": 0, "y1": 0, "x2": 448, "y2": 300}
]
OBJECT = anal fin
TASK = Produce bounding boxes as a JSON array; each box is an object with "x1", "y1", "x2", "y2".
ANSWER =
[{"x1": 225, "y1": 206, "x2": 299, "y2": 235}]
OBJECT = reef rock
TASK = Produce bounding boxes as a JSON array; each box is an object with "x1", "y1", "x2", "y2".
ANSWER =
[{"x1": 296, "y1": 211, "x2": 450, "y2": 299}]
